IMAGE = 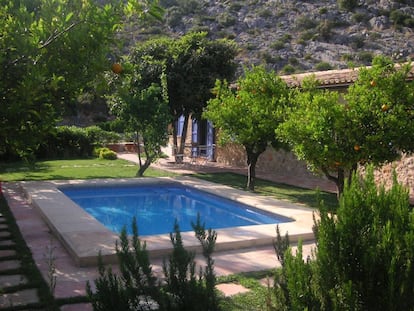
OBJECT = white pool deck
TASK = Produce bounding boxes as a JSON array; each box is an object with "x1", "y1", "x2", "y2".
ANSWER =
[{"x1": 21, "y1": 176, "x2": 316, "y2": 267}]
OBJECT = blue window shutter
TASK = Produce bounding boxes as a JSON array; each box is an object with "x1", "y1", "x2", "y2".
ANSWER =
[{"x1": 177, "y1": 115, "x2": 185, "y2": 136}]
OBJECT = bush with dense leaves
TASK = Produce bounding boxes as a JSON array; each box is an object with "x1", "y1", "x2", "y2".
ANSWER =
[
  {"x1": 36, "y1": 126, "x2": 120, "y2": 159},
  {"x1": 94, "y1": 147, "x2": 117, "y2": 160},
  {"x1": 269, "y1": 167, "x2": 414, "y2": 310}
]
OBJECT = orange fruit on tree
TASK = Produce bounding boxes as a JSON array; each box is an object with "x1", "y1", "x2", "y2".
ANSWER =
[
  {"x1": 111, "y1": 63, "x2": 122, "y2": 74},
  {"x1": 381, "y1": 104, "x2": 389, "y2": 112},
  {"x1": 370, "y1": 80, "x2": 376, "y2": 87},
  {"x1": 354, "y1": 144, "x2": 360, "y2": 151}
]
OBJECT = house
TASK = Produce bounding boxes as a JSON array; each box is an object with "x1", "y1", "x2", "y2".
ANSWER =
[
  {"x1": 171, "y1": 64, "x2": 414, "y2": 164},
  {"x1": 168, "y1": 64, "x2": 414, "y2": 202}
]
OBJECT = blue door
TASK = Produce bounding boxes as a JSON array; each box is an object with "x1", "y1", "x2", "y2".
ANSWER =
[{"x1": 192, "y1": 119, "x2": 198, "y2": 158}]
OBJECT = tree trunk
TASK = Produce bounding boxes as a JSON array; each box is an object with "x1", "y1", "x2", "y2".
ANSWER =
[
  {"x1": 136, "y1": 158, "x2": 151, "y2": 177},
  {"x1": 322, "y1": 163, "x2": 359, "y2": 199},
  {"x1": 172, "y1": 118, "x2": 180, "y2": 163},
  {"x1": 172, "y1": 115, "x2": 190, "y2": 164},
  {"x1": 321, "y1": 166, "x2": 345, "y2": 199},
  {"x1": 245, "y1": 145, "x2": 263, "y2": 191},
  {"x1": 179, "y1": 114, "x2": 190, "y2": 155},
  {"x1": 136, "y1": 138, "x2": 152, "y2": 177}
]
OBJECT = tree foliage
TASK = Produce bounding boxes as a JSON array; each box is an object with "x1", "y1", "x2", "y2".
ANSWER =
[
  {"x1": 269, "y1": 168, "x2": 414, "y2": 310},
  {"x1": 108, "y1": 66, "x2": 170, "y2": 176},
  {"x1": 130, "y1": 32, "x2": 238, "y2": 159},
  {"x1": 277, "y1": 56, "x2": 414, "y2": 196},
  {"x1": 0, "y1": 0, "x2": 162, "y2": 160},
  {"x1": 204, "y1": 66, "x2": 289, "y2": 190},
  {"x1": 344, "y1": 57, "x2": 414, "y2": 162}
]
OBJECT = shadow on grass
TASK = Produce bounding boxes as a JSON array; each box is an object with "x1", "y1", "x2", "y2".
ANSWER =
[
  {"x1": 0, "y1": 161, "x2": 54, "y2": 181},
  {"x1": 191, "y1": 172, "x2": 339, "y2": 211}
]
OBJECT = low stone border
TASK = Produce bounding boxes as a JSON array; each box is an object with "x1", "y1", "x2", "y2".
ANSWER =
[{"x1": 21, "y1": 177, "x2": 316, "y2": 267}]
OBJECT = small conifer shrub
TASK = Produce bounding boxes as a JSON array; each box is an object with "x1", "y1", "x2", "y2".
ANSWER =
[
  {"x1": 87, "y1": 215, "x2": 219, "y2": 311},
  {"x1": 268, "y1": 167, "x2": 414, "y2": 310}
]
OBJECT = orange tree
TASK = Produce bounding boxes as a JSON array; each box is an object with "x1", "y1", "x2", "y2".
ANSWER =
[
  {"x1": 277, "y1": 56, "x2": 414, "y2": 197},
  {"x1": 107, "y1": 63, "x2": 171, "y2": 176},
  {"x1": 129, "y1": 32, "x2": 238, "y2": 161},
  {"x1": 204, "y1": 66, "x2": 289, "y2": 191},
  {"x1": 0, "y1": 0, "x2": 162, "y2": 160}
]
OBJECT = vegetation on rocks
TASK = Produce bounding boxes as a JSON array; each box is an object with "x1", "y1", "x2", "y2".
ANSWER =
[{"x1": 143, "y1": 0, "x2": 414, "y2": 73}]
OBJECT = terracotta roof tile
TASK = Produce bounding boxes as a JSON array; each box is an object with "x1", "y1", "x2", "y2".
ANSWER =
[{"x1": 280, "y1": 63, "x2": 414, "y2": 88}]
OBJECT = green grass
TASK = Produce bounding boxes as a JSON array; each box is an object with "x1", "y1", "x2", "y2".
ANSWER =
[
  {"x1": 193, "y1": 172, "x2": 338, "y2": 211},
  {"x1": 218, "y1": 270, "x2": 275, "y2": 311},
  {"x1": 0, "y1": 158, "x2": 177, "y2": 181}
]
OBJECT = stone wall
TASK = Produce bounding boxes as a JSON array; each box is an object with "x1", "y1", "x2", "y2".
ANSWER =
[
  {"x1": 216, "y1": 144, "x2": 318, "y2": 178},
  {"x1": 372, "y1": 153, "x2": 414, "y2": 203},
  {"x1": 216, "y1": 144, "x2": 414, "y2": 203}
]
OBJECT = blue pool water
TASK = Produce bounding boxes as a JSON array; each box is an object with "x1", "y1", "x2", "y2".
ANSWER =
[{"x1": 61, "y1": 184, "x2": 292, "y2": 236}]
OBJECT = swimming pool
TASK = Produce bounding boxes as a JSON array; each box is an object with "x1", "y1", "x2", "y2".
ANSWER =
[
  {"x1": 22, "y1": 177, "x2": 315, "y2": 266},
  {"x1": 61, "y1": 185, "x2": 292, "y2": 236}
]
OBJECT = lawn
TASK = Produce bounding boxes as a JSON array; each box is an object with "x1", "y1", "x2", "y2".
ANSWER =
[
  {"x1": 193, "y1": 172, "x2": 338, "y2": 211},
  {"x1": 0, "y1": 158, "x2": 177, "y2": 181}
]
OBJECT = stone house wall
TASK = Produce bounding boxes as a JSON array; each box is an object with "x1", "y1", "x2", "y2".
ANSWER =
[{"x1": 216, "y1": 144, "x2": 414, "y2": 203}]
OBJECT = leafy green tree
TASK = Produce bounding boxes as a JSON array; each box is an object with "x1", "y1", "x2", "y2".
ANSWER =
[
  {"x1": 204, "y1": 66, "x2": 289, "y2": 190},
  {"x1": 130, "y1": 32, "x2": 238, "y2": 161},
  {"x1": 277, "y1": 56, "x2": 414, "y2": 197},
  {"x1": 345, "y1": 57, "x2": 414, "y2": 163},
  {"x1": 277, "y1": 82, "x2": 353, "y2": 196},
  {"x1": 108, "y1": 70, "x2": 171, "y2": 176},
  {"x1": 0, "y1": 0, "x2": 162, "y2": 160}
]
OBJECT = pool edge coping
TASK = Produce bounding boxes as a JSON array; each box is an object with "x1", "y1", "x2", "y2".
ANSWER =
[{"x1": 21, "y1": 177, "x2": 316, "y2": 267}]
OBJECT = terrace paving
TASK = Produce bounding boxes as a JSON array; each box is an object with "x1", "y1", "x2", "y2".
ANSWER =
[{"x1": 0, "y1": 154, "x2": 334, "y2": 310}]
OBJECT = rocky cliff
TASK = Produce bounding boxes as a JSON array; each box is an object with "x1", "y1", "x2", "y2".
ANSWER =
[{"x1": 138, "y1": 0, "x2": 414, "y2": 74}]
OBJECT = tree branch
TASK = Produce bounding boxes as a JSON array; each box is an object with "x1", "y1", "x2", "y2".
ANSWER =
[
  {"x1": 39, "y1": 20, "x2": 83, "y2": 49},
  {"x1": 321, "y1": 165, "x2": 339, "y2": 185}
]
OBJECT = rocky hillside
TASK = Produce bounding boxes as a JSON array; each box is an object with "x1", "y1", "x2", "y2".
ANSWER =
[{"x1": 138, "y1": 0, "x2": 414, "y2": 75}]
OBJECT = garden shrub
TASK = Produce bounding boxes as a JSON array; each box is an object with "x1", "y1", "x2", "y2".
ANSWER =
[
  {"x1": 268, "y1": 167, "x2": 414, "y2": 310},
  {"x1": 36, "y1": 126, "x2": 92, "y2": 159},
  {"x1": 86, "y1": 219, "x2": 160, "y2": 311},
  {"x1": 97, "y1": 119, "x2": 126, "y2": 133},
  {"x1": 36, "y1": 126, "x2": 120, "y2": 159},
  {"x1": 162, "y1": 217, "x2": 218, "y2": 311},
  {"x1": 84, "y1": 126, "x2": 121, "y2": 145},
  {"x1": 87, "y1": 216, "x2": 219, "y2": 311},
  {"x1": 96, "y1": 147, "x2": 117, "y2": 160}
]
